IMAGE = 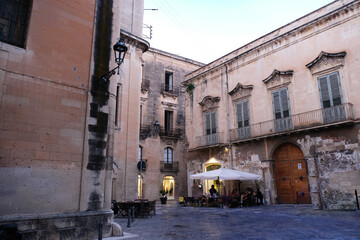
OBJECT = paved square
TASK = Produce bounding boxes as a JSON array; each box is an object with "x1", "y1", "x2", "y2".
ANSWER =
[{"x1": 114, "y1": 201, "x2": 360, "y2": 240}]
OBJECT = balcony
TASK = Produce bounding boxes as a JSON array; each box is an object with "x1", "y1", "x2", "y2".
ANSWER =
[
  {"x1": 196, "y1": 132, "x2": 224, "y2": 148},
  {"x1": 161, "y1": 84, "x2": 179, "y2": 96},
  {"x1": 229, "y1": 103, "x2": 354, "y2": 142},
  {"x1": 160, "y1": 161, "x2": 179, "y2": 172},
  {"x1": 141, "y1": 79, "x2": 150, "y2": 92},
  {"x1": 139, "y1": 124, "x2": 151, "y2": 139},
  {"x1": 159, "y1": 127, "x2": 182, "y2": 139}
]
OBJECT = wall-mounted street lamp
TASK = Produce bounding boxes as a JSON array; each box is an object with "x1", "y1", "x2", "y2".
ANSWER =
[{"x1": 99, "y1": 39, "x2": 128, "y2": 86}]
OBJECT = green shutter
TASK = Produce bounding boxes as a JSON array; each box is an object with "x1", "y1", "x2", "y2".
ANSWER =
[
  {"x1": 211, "y1": 112, "x2": 216, "y2": 134},
  {"x1": 329, "y1": 73, "x2": 341, "y2": 106}
]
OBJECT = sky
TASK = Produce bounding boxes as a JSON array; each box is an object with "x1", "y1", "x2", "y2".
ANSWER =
[{"x1": 143, "y1": 0, "x2": 335, "y2": 64}]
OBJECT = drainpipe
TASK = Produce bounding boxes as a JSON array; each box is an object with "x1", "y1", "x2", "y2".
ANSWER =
[{"x1": 225, "y1": 65, "x2": 233, "y2": 169}]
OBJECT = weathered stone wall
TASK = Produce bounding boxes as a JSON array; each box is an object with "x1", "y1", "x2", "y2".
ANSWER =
[
  {"x1": 184, "y1": 1, "x2": 360, "y2": 209},
  {"x1": 0, "y1": 0, "x2": 147, "y2": 238},
  {"x1": 139, "y1": 48, "x2": 203, "y2": 201},
  {"x1": 0, "y1": 0, "x2": 95, "y2": 215}
]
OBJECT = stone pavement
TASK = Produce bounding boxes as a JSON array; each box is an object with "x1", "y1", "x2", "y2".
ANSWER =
[{"x1": 113, "y1": 201, "x2": 360, "y2": 240}]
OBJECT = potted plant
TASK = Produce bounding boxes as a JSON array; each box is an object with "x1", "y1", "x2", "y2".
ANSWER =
[
  {"x1": 159, "y1": 189, "x2": 168, "y2": 204},
  {"x1": 186, "y1": 83, "x2": 195, "y2": 95}
]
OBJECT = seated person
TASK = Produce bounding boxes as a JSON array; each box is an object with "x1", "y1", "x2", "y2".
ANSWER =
[
  {"x1": 231, "y1": 189, "x2": 239, "y2": 197},
  {"x1": 241, "y1": 188, "x2": 256, "y2": 207}
]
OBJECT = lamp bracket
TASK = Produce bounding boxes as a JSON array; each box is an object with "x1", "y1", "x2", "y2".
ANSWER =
[{"x1": 99, "y1": 65, "x2": 120, "y2": 86}]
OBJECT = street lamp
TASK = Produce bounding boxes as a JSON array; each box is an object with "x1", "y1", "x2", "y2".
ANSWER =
[{"x1": 99, "y1": 39, "x2": 128, "y2": 86}]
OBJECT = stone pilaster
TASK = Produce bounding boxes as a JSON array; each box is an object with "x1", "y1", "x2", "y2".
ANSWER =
[
  {"x1": 305, "y1": 156, "x2": 322, "y2": 210},
  {"x1": 261, "y1": 160, "x2": 273, "y2": 205}
]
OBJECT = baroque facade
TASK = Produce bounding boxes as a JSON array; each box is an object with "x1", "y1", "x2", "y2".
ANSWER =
[
  {"x1": 0, "y1": 0, "x2": 147, "y2": 238},
  {"x1": 139, "y1": 48, "x2": 203, "y2": 201},
  {"x1": 184, "y1": 0, "x2": 360, "y2": 210}
]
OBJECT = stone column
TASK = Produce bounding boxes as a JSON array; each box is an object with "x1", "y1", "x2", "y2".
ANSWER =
[
  {"x1": 261, "y1": 161, "x2": 272, "y2": 205},
  {"x1": 305, "y1": 155, "x2": 322, "y2": 210}
]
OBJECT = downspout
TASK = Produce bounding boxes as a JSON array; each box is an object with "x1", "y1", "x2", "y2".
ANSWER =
[{"x1": 225, "y1": 65, "x2": 233, "y2": 169}]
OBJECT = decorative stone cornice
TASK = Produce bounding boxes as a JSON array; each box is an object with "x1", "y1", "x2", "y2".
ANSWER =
[
  {"x1": 161, "y1": 101, "x2": 177, "y2": 109},
  {"x1": 120, "y1": 30, "x2": 149, "y2": 53},
  {"x1": 228, "y1": 83, "x2": 253, "y2": 102},
  {"x1": 306, "y1": 51, "x2": 346, "y2": 74},
  {"x1": 263, "y1": 69, "x2": 293, "y2": 90},
  {"x1": 199, "y1": 96, "x2": 220, "y2": 112}
]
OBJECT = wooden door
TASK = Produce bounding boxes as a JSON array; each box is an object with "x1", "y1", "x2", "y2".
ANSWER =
[{"x1": 275, "y1": 143, "x2": 311, "y2": 204}]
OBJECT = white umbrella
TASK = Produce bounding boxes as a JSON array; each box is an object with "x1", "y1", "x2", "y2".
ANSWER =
[{"x1": 190, "y1": 168, "x2": 262, "y2": 181}]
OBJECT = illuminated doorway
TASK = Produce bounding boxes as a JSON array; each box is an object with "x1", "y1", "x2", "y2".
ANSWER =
[
  {"x1": 162, "y1": 176, "x2": 175, "y2": 200},
  {"x1": 204, "y1": 163, "x2": 222, "y2": 195},
  {"x1": 137, "y1": 174, "x2": 143, "y2": 199}
]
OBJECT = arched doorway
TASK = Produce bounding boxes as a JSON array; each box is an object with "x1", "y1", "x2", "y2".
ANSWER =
[
  {"x1": 204, "y1": 162, "x2": 222, "y2": 195},
  {"x1": 162, "y1": 176, "x2": 175, "y2": 200},
  {"x1": 274, "y1": 143, "x2": 311, "y2": 204}
]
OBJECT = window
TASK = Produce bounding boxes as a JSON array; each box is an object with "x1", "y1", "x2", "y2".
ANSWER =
[
  {"x1": 272, "y1": 88, "x2": 290, "y2": 119},
  {"x1": 115, "y1": 85, "x2": 121, "y2": 126},
  {"x1": 138, "y1": 146, "x2": 142, "y2": 161},
  {"x1": 318, "y1": 72, "x2": 342, "y2": 108},
  {"x1": 0, "y1": 0, "x2": 32, "y2": 48},
  {"x1": 318, "y1": 71, "x2": 345, "y2": 123},
  {"x1": 164, "y1": 110, "x2": 173, "y2": 132},
  {"x1": 165, "y1": 72, "x2": 173, "y2": 91},
  {"x1": 236, "y1": 100, "x2": 250, "y2": 128},
  {"x1": 272, "y1": 88, "x2": 292, "y2": 132},
  {"x1": 164, "y1": 147, "x2": 173, "y2": 164},
  {"x1": 205, "y1": 111, "x2": 216, "y2": 135}
]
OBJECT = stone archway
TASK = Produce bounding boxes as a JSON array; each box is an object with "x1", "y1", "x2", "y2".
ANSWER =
[{"x1": 274, "y1": 143, "x2": 311, "y2": 204}]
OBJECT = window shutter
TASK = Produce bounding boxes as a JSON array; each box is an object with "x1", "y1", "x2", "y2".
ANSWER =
[
  {"x1": 205, "y1": 113, "x2": 211, "y2": 135},
  {"x1": 164, "y1": 148, "x2": 168, "y2": 163},
  {"x1": 318, "y1": 76, "x2": 330, "y2": 108},
  {"x1": 236, "y1": 102, "x2": 243, "y2": 128},
  {"x1": 280, "y1": 89, "x2": 290, "y2": 117},
  {"x1": 243, "y1": 100, "x2": 249, "y2": 126},
  {"x1": 169, "y1": 74, "x2": 173, "y2": 90},
  {"x1": 211, "y1": 112, "x2": 217, "y2": 134},
  {"x1": 329, "y1": 73, "x2": 341, "y2": 106},
  {"x1": 272, "y1": 91, "x2": 281, "y2": 119},
  {"x1": 168, "y1": 148, "x2": 173, "y2": 163}
]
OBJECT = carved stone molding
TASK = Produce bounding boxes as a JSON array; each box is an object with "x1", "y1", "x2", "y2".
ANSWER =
[
  {"x1": 263, "y1": 69, "x2": 293, "y2": 90},
  {"x1": 161, "y1": 101, "x2": 177, "y2": 109},
  {"x1": 199, "y1": 95, "x2": 220, "y2": 112},
  {"x1": 228, "y1": 83, "x2": 253, "y2": 102},
  {"x1": 306, "y1": 51, "x2": 346, "y2": 75},
  {"x1": 140, "y1": 97, "x2": 147, "y2": 104}
]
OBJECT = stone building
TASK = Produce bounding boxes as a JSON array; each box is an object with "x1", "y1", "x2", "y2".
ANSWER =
[
  {"x1": 138, "y1": 48, "x2": 203, "y2": 201},
  {"x1": 184, "y1": 0, "x2": 360, "y2": 210},
  {"x1": 0, "y1": 0, "x2": 147, "y2": 238}
]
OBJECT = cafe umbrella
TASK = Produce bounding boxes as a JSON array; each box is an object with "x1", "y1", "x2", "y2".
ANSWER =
[{"x1": 190, "y1": 168, "x2": 262, "y2": 181}]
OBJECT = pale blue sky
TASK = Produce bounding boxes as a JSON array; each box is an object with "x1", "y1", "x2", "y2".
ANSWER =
[{"x1": 144, "y1": 0, "x2": 334, "y2": 63}]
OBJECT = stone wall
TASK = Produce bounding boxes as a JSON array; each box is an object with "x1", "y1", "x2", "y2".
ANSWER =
[{"x1": 139, "y1": 48, "x2": 203, "y2": 201}]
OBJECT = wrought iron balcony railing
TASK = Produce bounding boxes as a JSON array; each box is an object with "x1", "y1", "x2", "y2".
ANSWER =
[
  {"x1": 159, "y1": 127, "x2": 182, "y2": 138},
  {"x1": 229, "y1": 103, "x2": 354, "y2": 142},
  {"x1": 141, "y1": 79, "x2": 150, "y2": 91},
  {"x1": 161, "y1": 84, "x2": 179, "y2": 96},
  {"x1": 139, "y1": 124, "x2": 151, "y2": 137},
  {"x1": 196, "y1": 132, "x2": 224, "y2": 148},
  {"x1": 160, "y1": 161, "x2": 179, "y2": 172}
]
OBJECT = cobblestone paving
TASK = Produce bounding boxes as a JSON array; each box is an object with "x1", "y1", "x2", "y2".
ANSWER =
[{"x1": 114, "y1": 201, "x2": 360, "y2": 240}]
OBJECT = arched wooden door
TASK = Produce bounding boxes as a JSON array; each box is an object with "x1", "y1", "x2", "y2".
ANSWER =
[{"x1": 274, "y1": 143, "x2": 311, "y2": 204}]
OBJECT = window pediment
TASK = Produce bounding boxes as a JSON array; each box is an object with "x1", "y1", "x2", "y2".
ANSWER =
[
  {"x1": 306, "y1": 51, "x2": 346, "y2": 75},
  {"x1": 263, "y1": 69, "x2": 293, "y2": 90},
  {"x1": 199, "y1": 96, "x2": 220, "y2": 112},
  {"x1": 228, "y1": 83, "x2": 253, "y2": 102}
]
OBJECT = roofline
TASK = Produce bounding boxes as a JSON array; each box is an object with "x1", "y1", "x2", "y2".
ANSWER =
[
  {"x1": 147, "y1": 47, "x2": 205, "y2": 67},
  {"x1": 184, "y1": 0, "x2": 355, "y2": 83}
]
